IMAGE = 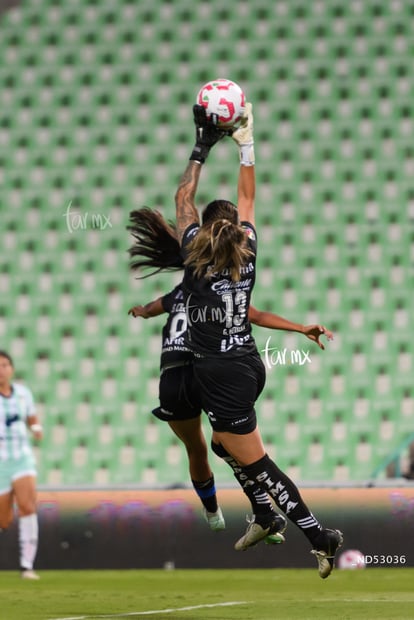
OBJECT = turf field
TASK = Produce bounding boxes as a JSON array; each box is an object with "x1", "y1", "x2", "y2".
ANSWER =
[{"x1": 1, "y1": 568, "x2": 413, "y2": 620}]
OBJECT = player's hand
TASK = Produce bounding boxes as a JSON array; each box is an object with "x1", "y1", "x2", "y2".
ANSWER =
[
  {"x1": 32, "y1": 428, "x2": 43, "y2": 441},
  {"x1": 29, "y1": 423, "x2": 43, "y2": 441},
  {"x1": 128, "y1": 305, "x2": 147, "y2": 318},
  {"x1": 231, "y1": 102, "x2": 254, "y2": 146},
  {"x1": 303, "y1": 325, "x2": 334, "y2": 350},
  {"x1": 189, "y1": 105, "x2": 229, "y2": 163}
]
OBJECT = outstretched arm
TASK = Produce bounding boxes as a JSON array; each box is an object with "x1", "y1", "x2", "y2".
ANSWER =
[
  {"x1": 128, "y1": 297, "x2": 165, "y2": 319},
  {"x1": 175, "y1": 105, "x2": 229, "y2": 245},
  {"x1": 175, "y1": 161, "x2": 202, "y2": 245},
  {"x1": 233, "y1": 103, "x2": 255, "y2": 225},
  {"x1": 237, "y1": 164, "x2": 255, "y2": 226},
  {"x1": 248, "y1": 305, "x2": 333, "y2": 350}
]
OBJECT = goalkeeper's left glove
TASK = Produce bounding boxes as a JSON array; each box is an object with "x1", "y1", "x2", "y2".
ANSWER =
[{"x1": 231, "y1": 102, "x2": 255, "y2": 166}]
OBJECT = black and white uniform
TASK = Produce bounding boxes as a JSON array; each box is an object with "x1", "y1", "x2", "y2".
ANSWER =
[
  {"x1": 151, "y1": 284, "x2": 201, "y2": 422},
  {"x1": 181, "y1": 221, "x2": 265, "y2": 434}
]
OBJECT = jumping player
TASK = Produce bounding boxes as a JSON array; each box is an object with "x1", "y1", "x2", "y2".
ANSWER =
[
  {"x1": 128, "y1": 278, "x2": 332, "y2": 536},
  {"x1": 127, "y1": 187, "x2": 334, "y2": 560},
  {"x1": 173, "y1": 102, "x2": 343, "y2": 577}
]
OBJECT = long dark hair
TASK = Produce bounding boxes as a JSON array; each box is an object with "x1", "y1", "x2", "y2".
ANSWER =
[
  {"x1": 184, "y1": 199, "x2": 253, "y2": 281},
  {"x1": 201, "y1": 199, "x2": 238, "y2": 225},
  {"x1": 127, "y1": 208, "x2": 184, "y2": 277},
  {"x1": 127, "y1": 201, "x2": 252, "y2": 282}
]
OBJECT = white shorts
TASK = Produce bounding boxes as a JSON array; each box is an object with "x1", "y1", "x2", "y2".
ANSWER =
[{"x1": 0, "y1": 453, "x2": 37, "y2": 495}]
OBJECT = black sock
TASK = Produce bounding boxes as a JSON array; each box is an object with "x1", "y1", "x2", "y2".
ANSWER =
[
  {"x1": 241, "y1": 454, "x2": 322, "y2": 544},
  {"x1": 192, "y1": 476, "x2": 218, "y2": 513},
  {"x1": 211, "y1": 442, "x2": 275, "y2": 523}
]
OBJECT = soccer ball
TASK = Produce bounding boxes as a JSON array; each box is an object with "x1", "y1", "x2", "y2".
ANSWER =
[
  {"x1": 337, "y1": 549, "x2": 366, "y2": 570},
  {"x1": 196, "y1": 79, "x2": 246, "y2": 128}
]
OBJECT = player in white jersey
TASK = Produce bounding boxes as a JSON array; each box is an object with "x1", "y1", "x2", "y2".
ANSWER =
[{"x1": 0, "y1": 351, "x2": 42, "y2": 580}]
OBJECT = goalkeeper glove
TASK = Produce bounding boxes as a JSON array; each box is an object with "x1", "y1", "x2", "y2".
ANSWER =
[
  {"x1": 189, "y1": 104, "x2": 229, "y2": 164},
  {"x1": 231, "y1": 102, "x2": 255, "y2": 166}
]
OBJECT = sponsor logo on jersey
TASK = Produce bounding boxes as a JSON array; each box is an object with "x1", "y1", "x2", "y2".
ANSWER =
[{"x1": 244, "y1": 227, "x2": 256, "y2": 240}]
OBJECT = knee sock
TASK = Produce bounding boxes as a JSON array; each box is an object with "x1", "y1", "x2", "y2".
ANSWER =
[
  {"x1": 211, "y1": 442, "x2": 276, "y2": 523},
  {"x1": 19, "y1": 513, "x2": 39, "y2": 571},
  {"x1": 240, "y1": 454, "x2": 323, "y2": 545},
  {"x1": 192, "y1": 476, "x2": 219, "y2": 513}
]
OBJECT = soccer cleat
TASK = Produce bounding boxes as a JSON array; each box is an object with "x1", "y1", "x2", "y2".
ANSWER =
[
  {"x1": 21, "y1": 569, "x2": 40, "y2": 580},
  {"x1": 235, "y1": 513, "x2": 287, "y2": 551},
  {"x1": 310, "y1": 528, "x2": 344, "y2": 579},
  {"x1": 264, "y1": 531, "x2": 285, "y2": 545},
  {"x1": 204, "y1": 507, "x2": 226, "y2": 531}
]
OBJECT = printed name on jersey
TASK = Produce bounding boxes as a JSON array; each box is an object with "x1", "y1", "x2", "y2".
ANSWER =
[
  {"x1": 207, "y1": 261, "x2": 254, "y2": 279},
  {"x1": 222, "y1": 324, "x2": 245, "y2": 335}
]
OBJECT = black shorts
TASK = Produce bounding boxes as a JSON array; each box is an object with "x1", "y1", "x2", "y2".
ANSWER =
[
  {"x1": 152, "y1": 363, "x2": 202, "y2": 422},
  {"x1": 193, "y1": 351, "x2": 266, "y2": 435}
]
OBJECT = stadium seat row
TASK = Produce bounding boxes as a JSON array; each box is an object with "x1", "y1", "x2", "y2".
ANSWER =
[{"x1": 1, "y1": 0, "x2": 413, "y2": 484}]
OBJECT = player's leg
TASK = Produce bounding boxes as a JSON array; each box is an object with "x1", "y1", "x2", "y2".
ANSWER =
[
  {"x1": 13, "y1": 474, "x2": 40, "y2": 580},
  {"x1": 209, "y1": 350, "x2": 279, "y2": 534},
  {"x1": 195, "y1": 354, "x2": 342, "y2": 575},
  {"x1": 217, "y1": 427, "x2": 343, "y2": 577},
  {"x1": 194, "y1": 354, "x2": 285, "y2": 546},
  {"x1": 168, "y1": 417, "x2": 211, "y2": 481},
  {"x1": 168, "y1": 417, "x2": 224, "y2": 530},
  {"x1": 153, "y1": 364, "x2": 224, "y2": 531},
  {"x1": 0, "y1": 489, "x2": 14, "y2": 530},
  {"x1": 0, "y1": 461, "x2": 14, "y2": 529},
  {"x1": 210, "y1": 438, "x2": 285, "y2": 545}
]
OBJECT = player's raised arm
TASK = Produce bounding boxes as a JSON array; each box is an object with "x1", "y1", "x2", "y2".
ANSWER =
[
  {"x1": 175, "y1": 105, "x2": 228, "y2": 245},
  {"x1": 175, "y1": 160, "x2": 202, "y2": 245},
  {"x1": 232, "y1": 102, "x2": 255, "y2": 226}
]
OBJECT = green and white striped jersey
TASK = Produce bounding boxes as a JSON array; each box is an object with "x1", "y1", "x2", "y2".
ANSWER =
[{"x1": 0, "y1": 383, "x2": 36, "y2": 461}]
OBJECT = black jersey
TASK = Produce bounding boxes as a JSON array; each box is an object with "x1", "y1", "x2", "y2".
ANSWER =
[
  {"x1": 160, "y1": 284, "x2": 193, "y2": 368},
  {"x1": 181, "y1": 221, "x2": 258, "y2": 358}
]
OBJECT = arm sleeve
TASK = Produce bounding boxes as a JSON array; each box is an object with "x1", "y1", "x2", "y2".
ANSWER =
[
  {"x1": 241, "y1": 221, "x2": 258, "y2": 254},
  {"x1": 180, "y1": 223, "x2": 200, "y2": 261},
  {"x1": 161, "y1": 285, "x2": 181, "y2": 313}
]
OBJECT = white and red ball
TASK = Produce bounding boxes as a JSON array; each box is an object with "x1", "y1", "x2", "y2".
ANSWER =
[
  {"x1": 196, "y1": 79, "x2": 246, "y2": 128},
  {"x1": 337, "y1": 549, "x2": 366, "y2": 570}
]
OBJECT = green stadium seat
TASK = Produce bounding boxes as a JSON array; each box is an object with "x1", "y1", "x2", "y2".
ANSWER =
[{"x1": 0, "y1": 0, "x2": 413, "y2": 485}]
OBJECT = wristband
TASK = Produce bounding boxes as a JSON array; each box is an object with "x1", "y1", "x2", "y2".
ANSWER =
[
  {"x1": 30, "y1": 423, "x2": 43, "y2": 433},
  {"x1": 189, "y1": 144, "x2": 208, "y2": 164},
  {"x1": 239, "y1": 143, "x2": 255, "y2": 166}
]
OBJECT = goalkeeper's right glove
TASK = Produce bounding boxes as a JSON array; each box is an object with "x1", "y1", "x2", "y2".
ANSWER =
[
  {"x1": 231, "y1": 102, "x2": 255, "y2": 166},
  {"x1": 189, "y1": 104, "x2": 229, "y2": 164}
]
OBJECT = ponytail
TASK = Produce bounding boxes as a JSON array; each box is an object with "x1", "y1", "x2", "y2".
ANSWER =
[
  {"x1": 127, "y1": 208, "x2": 183, "y2": 277},
  {"x1": 184, "y1": 218, "x2": 253, "y2": 281}
]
